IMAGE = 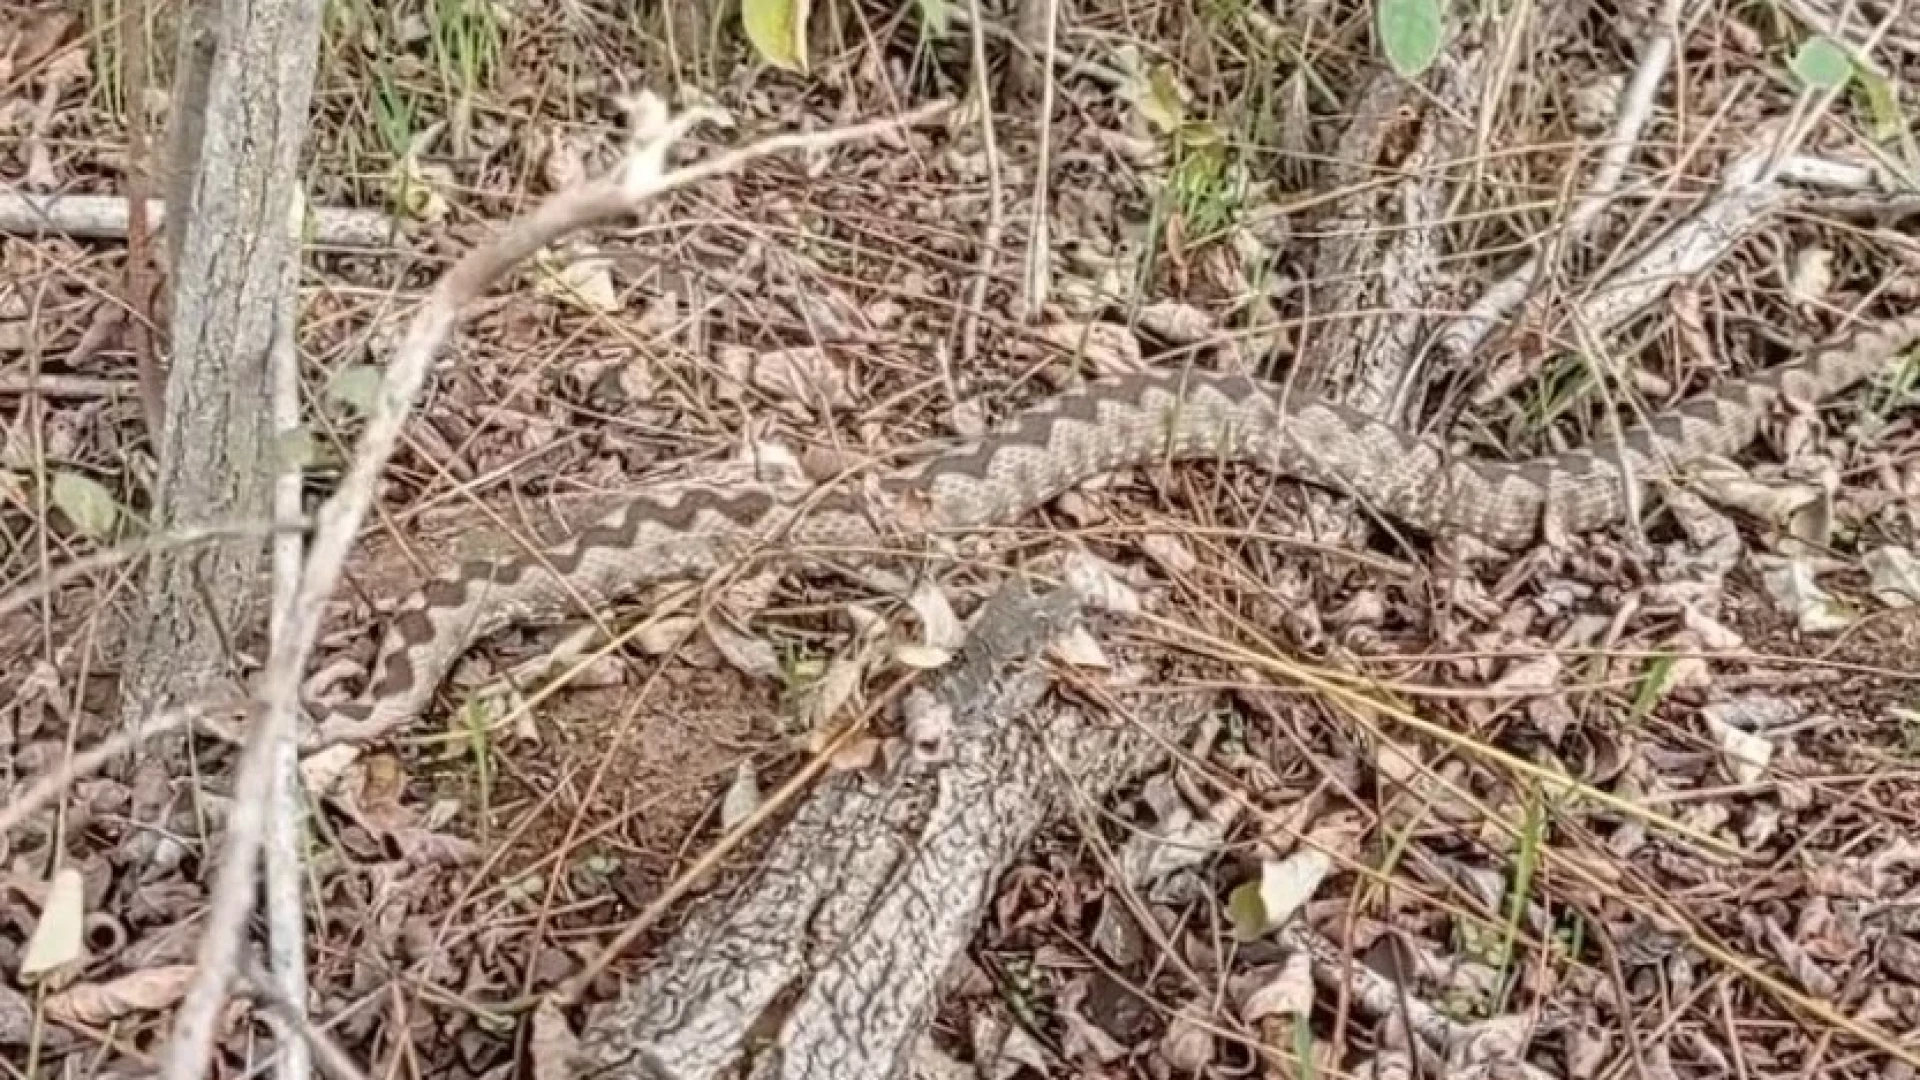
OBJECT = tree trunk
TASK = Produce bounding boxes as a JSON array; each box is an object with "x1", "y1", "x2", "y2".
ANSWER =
[{"x1": 117, "y1": 0, "x2": 324, "y2": 734}]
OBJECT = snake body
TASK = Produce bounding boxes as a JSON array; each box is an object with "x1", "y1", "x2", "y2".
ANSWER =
[{"x1": 313, "y1": 314, "x2": 1920, "y2": 745}]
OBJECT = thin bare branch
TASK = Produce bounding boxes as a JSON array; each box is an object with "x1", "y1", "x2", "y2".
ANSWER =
[
  {"x1": 0, "y1": 192, "x2": 404, "y2": 249},
  {"x1": 1439, "y1": 0, "x2": 1692, "y2": 370},
  {"x1": 1018, "y1": 0, "x2": 1060, "y2": 316},
  {"x1": 264, "y1": 193, "x2": 311, "y2": 1080},
  {"x1": 957, "y1": 0, "x2": 1004, "y2": 365}
]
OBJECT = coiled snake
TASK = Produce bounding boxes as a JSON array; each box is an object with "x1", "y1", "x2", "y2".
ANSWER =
[{"x1": 311, "y1": 314, "x2": 1920, "y2": 746}]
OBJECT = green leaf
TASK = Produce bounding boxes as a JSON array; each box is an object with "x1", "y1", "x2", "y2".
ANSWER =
[
  {"x1": 1376, "y1": 0, "x2": 1444, "y2": 78},
  {"x1": 1629, "y1": 652, "x2": 1676, "y2": 721},
  {"x1": 1791, "y1": 35, "x2": 1853, "y2": 91},
  {"x1": 1858, "y1": 69, "x2": 1904, "y2": 140},
  {"x1": 1226, "y1": 879, "x2": 1270, "y2": 940},
  {"x1": 742, "y1": 0, "x2": 808, "y2": 73},
  {"x1": 50, "y1": 471, "x2": 119, "y2": 539},
  {"x1": 327, "y1": 364, "x2": 383, "y2": 417},
  {"x1": 915, "y1": 0, "x2": 952, "y2": 39},
  {"x1": 1139, "y1": 64, "x2": 1187, "y2": 136}
]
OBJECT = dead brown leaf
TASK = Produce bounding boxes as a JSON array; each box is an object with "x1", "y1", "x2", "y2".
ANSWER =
[{"x1": 42, "y1": 965, "x2": 195, "y2": 1027}]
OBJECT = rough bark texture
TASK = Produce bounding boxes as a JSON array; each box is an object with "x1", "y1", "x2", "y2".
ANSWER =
[
  {"x1": 1294, "y1": 51, "x2": 1484, "y2": 425},
  {"x1": 117, "y1": 0, "x2": 324, "y2": 730},
  {"x1": 162, "y1": 2, "x2": 215, "y2": 279},
  {"x1": 576, "y1": 581, "x2": 1212, "y2": 1080}
]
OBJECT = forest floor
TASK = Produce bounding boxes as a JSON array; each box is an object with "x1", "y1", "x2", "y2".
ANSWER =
[{"x1": 4, "y1": 0, "x2": 1920, "y2": 1077}]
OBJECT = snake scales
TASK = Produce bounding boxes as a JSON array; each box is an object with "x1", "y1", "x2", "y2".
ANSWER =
[{"x1": 312, "y1": 314, "x2": 1920, "y2": 746}]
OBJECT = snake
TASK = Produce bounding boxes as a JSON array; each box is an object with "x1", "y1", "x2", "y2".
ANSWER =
[{"x1": 310, "y1": 313, "x2": 1920, "y2": 746}]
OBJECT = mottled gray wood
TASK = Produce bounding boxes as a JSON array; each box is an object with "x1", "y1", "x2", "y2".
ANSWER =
[
  {"x1": 117, "y1": 0, "x2": 324, "y2": 731},
  {"x1": 576, "y1": 580, "x2": 1210, "y2": 1080}
]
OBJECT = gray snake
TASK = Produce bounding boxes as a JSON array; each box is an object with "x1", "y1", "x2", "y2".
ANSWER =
[{"x1": 312, "y1": 313, "x2": 1920, "y2": 746}]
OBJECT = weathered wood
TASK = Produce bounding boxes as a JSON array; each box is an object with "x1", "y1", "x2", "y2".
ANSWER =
[
  {"x1": 1295, "y1": 53, "x2": 1484, "y2": 425},
  {"x1": 576, "y1": 580, "x2": 1213, "y2": 1080},
  {"x1": 117, "y1": 0, "x2": 324, "y2": 731}
]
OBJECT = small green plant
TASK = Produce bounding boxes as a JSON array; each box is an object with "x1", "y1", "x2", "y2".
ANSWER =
[
  {"x1": 1492, "y1": 789, "x2": 1545, "y2": 1013},
  {"x1": 1166, "y1": 126, "x2": 1245, "y2": 242},
  {"x1": 1864, "y1": 348, "x2": 1920, "y2": 432},
  {"x1": 372, "y1": 65, "x2": 416, "y2": 160},
  {"x1": 743, "y1": 0, "x2": 808, "y2": 72},
  {"x1": 455, "y1": 697, "x2": 497, "y2": 844},
  {"x1": 1377, "y1": 0, "x2": 1445, "y2": 78},
  {"x1": 1292, "y1": 1016, "x2": 1318, "y2": 1079},
  {"x1": 1517, "y1": 352, "x2": 1600, "y2": 437},
  {"x1": 428, "y1": 0, "x2": 504, "y2": 107},
  {"x1": 1629, "y1": 652, "x2": 1677, "y2": 723}
]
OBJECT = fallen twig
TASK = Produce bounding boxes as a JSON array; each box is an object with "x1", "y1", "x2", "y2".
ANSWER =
[
  {"x1": 1571, "y1": 149, "x2": 1882, "y2": 338},
  {"x1": 1017, "y1": 0, "x2": 1059, "y2": 316},
  {"x1": 0, "y1": 192, "x2": 404, "y2": 249},
  {"x1": 957, "y1": 0, "x2": 1005, "y2": 367},
  {"x1": 1471, "y1": 142, "x2": 1888, "y2": 406},
  {"x1": 0, "y1": 375, "x2": 140, "y2": 398}
]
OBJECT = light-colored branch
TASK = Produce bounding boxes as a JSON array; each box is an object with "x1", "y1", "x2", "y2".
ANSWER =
[
  {"x1": 1438, "y1": 0, "x2": 1690, "y2": 369},
  {"x1": 0, "y1": 375, "x2": 139, "y2": 397},
  {"x1": 241, "y1": 963, "x2": 373, "y2": 1080},
  {"x1": 1470, "y1": 139, "x2": 1889, "y2": 407},
  {"x1": 264, "y1": 194, "x2": 311, "y2": 1080},
  {"x1": 0, "y1": 192, "x2": 403, "y2": 249},
  {"x1": 1018, "y1": 0, "x2": 1060, "y2": 317},
  {"x1": 958, "y1": 0, "x2": 1004, "y2": 366},
  {"x1": 1571, "y1": 147, "x2": 1887, "y2": 342},
  {"x1": 158, "y1": 95, "x2": 951, "y2": 1080}
]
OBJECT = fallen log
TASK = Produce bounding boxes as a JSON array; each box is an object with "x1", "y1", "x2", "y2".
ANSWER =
[{"x1": 575, "y1": 577, "x2": 1212, "y2": 1080}]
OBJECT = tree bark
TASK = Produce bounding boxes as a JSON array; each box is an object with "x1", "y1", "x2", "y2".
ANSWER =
[
  {"x1": 117, "y1": 0, "x2": 324, "y2": 733},
  {"x1": 575, "y1": 580, "x2": 1216, "y2": 1080}
]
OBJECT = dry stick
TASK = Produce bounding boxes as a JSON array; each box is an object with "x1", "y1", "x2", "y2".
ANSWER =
[
  {"x1": 240, "y1": 964, "x2": 373, "y2": 1080},
  {"x1": 156, "y1": 97, "x2": 952, "y2": 1080},
  {"x1": 0, "y1": 374, "x2": 139, "y2": 398},
  {"x1": 957, "y1": 0, "x2": 1004, "y2": 367},
  {"x1": 1437, "y1": 0, "x2": 1690, "y2": 372},
  {"x1": 1017, "y1": 0, "x2": 1060, "y2": 317},
  {"x1": 264, "y1": 194, "x2": 311, "y2": 1080},
  {"x1": 1567, "y1": 148, "x2": 1885, "y2": 339},
  {"x1": 0, "y1": 192, "x2": 402, "y2": 250}
]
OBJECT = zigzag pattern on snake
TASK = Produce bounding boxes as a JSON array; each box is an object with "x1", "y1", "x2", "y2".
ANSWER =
[{"x1": 311, "y1": 313, "x2": 1920, "y2": 746}]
